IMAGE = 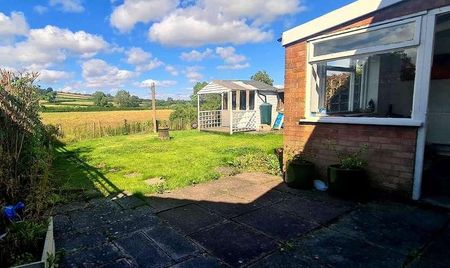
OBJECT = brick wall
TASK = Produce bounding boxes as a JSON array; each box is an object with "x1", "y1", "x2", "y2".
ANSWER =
[{"x1": 281, "y1": 0, "x2": 450, "y2": 197}]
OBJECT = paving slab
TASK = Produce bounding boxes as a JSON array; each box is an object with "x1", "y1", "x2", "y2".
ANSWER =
[
  {"x1": 56, "y1": 229, "x2": 108, "y2": 253},
  {"x1": 60, "y1": 243, "x2": 127, "y2": 267},
  {"x1": 171, "y1": 255, "x2": 226, "y2": 268},
  {"x1": 271, "y1": 195, "x2": 354, "y2": 224},
  {"x1": 328, "y1": 203, "x2": 448, "y2": 255},
  {"x1": 105, "y1": 206, "x2": 161, "y2": 238},
  {"x1": 157, "y1": 204, "x2": 225, "y2": 234},
  {"x1": 115, "y1": 231, "x2": 173, "y2": 268},
  {"x1": 113, "y1": 195, "x2": 148, "y2": 209},
  {"x1": 145, "y1": 195, "x2": 194, "y2": 213},
  {"x1": 255, "y1": 228, "x2": 405, "y2": 268},
  {"x1": 142, "y1": 224, "x2": 200, "y2": 261},
  {"x1": 235, "y1": 205, "x2": 320, "y2": 241},
  {"x1": 190, "y1": 221, "x2": 277, "y2": 267},
  {"x1": 408, "y1": 225, "x2": 450, "y2": 268}
]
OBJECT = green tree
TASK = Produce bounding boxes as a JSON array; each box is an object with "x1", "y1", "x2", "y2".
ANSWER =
[
  {"x1": 190, "y1": 81, "x2": 220, "y2": 110},
  {"x1": 114, "y1": 90, "x2": 140, "y2": 107},
  {"x1": 169, "y1": 104, "x2": 197, "y2": 123},
  {"x1": 45, "y1": 91, "x2": 57, "y2": 103},
  {"x1": 93, "y1": 91, "x2": 110, "y2": 107},
  {"x1": 190, "y1": 81, "x2": 208, "y2": 106},
  {"x1": 251, "y1": 70, "x2": 274, "y2": 86}
]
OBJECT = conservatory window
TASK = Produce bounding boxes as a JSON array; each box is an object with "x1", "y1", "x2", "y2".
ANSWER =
[
  {"x1": 232, "y1": 91, "x2": 236, "y2": 110},
  {"x1": 249, "y1": 91, "x2": 255, "y2": 110},
  {"x1": 240, "y1": 90, "x2": 247, "y2": 110},
  {"x1": 308, "y1": 18, "x2": 421, "y2": 119},
  {"x1": 222, "y1": 93, "x2": 228, "y2": 110}
]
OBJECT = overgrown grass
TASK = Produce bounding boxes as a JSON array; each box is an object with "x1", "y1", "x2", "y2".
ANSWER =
[{"x1": 54, "y1": 131, "x2": 282, "y2": 196}]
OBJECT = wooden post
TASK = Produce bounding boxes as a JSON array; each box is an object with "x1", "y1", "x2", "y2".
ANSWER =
[
  {"x1": 228, "y1": 91, "x2": 233, "y2": 135},
  {"x1": 197, "y1": 93, "x2": 201, "y2": 131},
  {"x1": 151, "y1": 82, "x2": 157, "y2": 133}
]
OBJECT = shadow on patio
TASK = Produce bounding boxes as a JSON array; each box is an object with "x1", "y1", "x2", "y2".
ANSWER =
[{"x1": 52, "y1": 154, "x2": 450, "y2": 267}]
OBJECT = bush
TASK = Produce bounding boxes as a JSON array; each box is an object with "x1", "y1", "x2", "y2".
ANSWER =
[
  {"x1": 169, "y1": 104, "x2": 197, "y2": 126},
  {"x1": 229, "y1": 152, "x2": 280, "y2": 175},
  {"x1": 0, "y1": 70, "x2": 55, "y2": 266}
]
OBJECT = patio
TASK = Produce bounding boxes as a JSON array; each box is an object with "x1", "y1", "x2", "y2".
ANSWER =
[{"x1": 54, "y1": 173, "x2": 449, "y2": 267}]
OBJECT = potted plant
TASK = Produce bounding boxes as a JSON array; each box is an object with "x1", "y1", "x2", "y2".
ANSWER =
[
  {"x1": 327, "y1": 145, "x2": 369, "y2": 200},
  {"x1": 285, "y1": 153, "x2": 315, "y2": 189}
]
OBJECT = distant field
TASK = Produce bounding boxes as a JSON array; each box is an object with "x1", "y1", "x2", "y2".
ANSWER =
[
  {"x1": 40, "y1": 92, "x2": 96, "y2": 110},
  {"x1": 42, "y1": 110, "x2": 173, "y2": 142}
]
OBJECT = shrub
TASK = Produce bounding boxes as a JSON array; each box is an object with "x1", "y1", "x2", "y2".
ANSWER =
[
  {"x1": 169, "y1": 104, "x2": 197, "y2": 126},
  {"x1": 229, "y1": 152, "x2": 280, "y2": 175},
  {"x1": 0, "y1": 70, "x2": 55, "y2": 266}
]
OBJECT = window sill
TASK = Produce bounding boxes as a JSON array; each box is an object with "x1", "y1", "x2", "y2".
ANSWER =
[{"x1": 299, "y1": 117, "x2": 423, "y2": 127}]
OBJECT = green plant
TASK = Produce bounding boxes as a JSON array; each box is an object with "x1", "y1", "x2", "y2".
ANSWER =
[
  {"x1": 335, "y1": 144, "x2": 368, "y2": 169},
  {"x1": 229, "y1": 152, "x2": 280, "y2": 175},
  {"x1": 1, "y1": 220, "x2": 48, "y2": 266}
]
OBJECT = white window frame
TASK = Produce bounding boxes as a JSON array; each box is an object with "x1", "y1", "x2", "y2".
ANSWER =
[
  {"x1": 310, "y1": 16, "x2": 422, "y2": 62},
  {"x1": 303, "y1": 13, "x2": 430, "y2": 127}
]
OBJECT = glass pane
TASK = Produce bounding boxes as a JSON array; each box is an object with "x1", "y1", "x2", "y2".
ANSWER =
[
  {"x1": 314, "y1": 21, "x2": 416, "y2": 57},
  {"x1": 249, "y1": 91, "x2": 255, "y2": 110},
  {"x1": 314, "y1": 48, "x2": 417, "y2": 118},
  {"x1": 232, "y1": 91, "x2": 236, "y2": 110},
  {"x1": 240, "y1": 90, "x2": 247, "y2": 110},
  {"x1": 223, "y1": 94, "x2": 228, "y2": 110}
]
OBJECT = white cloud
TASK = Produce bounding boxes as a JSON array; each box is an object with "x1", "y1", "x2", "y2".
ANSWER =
[
  {"x1": 139, "y1": 79, "x2": 177, "y2": 88},
  {"x1": 180, "y1": 48, "x2": 213, "y2": 62},
  {"x1": 49, "y1": 0, "x2": 85, "y2": 13},
  {"x1": 125, "y1": 47, "x2": 150, "y2": 65},
  {"x1": 145, "y1": 0, "x2": 304, "y2": 47},
  {"x1": 0, "y1": 12, "x2": 29, "y2": 38},
  {"x1": 184, "y1": 66, "x2": 203, "y2": 83},
  {"x1": 110, "y1": 0, "x2": 178, "y2": 32},
  {"x1": 165, "y1": 65, "x2": 178, "y2": 76},
  {"x1": 215, "y1": 46, "x2": 249, "y2": 70},
  {"x1": 149, "y1": 13, "x2": 272, "y2": 47},
  {"x1": 0, "y1": 25, "x2": 109, "y2": 68},
  {"x1": 82, "y1": 59, "x2": 134, "y2": 88},
  {"x1": 202, "y1": 0, "x2": 304, "y2": 25},
  {"x1": 125, "y1": 47, "x2": 163, "y2": 72},
  {"x1": 37, "y1": 69, "x2": 72, "y2": 83},
  {"x1": 34, "y1": 5, "x2": 49, "y2": 14}
]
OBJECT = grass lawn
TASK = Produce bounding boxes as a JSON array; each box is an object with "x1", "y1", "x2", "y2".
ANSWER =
[{"x1": 54, "y1": 130, "x2": 282, "y2": 197}]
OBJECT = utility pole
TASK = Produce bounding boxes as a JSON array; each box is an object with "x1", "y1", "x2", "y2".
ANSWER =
[{"x1": 151, "y1": 82, "x2": 157, "y2": 133}]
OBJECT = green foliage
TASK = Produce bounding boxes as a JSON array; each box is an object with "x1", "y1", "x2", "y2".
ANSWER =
[
  {"x1": 169, "y1": 104, "x2": 197, "y2": 125},
  {"x1": 114, "y1": 90, "x2": 140, "y2": 107},
  {"x1": 92, "y1": 91, "x2": 110, "y2": 107},
  {"x1": 1, "y1": 220, "x2": 48, "y2": 266},
  {"x1": 45, "y1": 91, "x2": 57, "y2": 103},
  {"x1": 190, "y1": 81, "x2": 208, "y2": 105},
  {"x1": 0, "y1": 70, "x2": 55, "y2": 267},
  {"x1": 229, "y1": 151, "x2": 280, "y2": 175},
  {"x1": 335, "y1": 144, "x2": 368, "y2": 169},
  {"x1": 190, "y1": 81, "x2": 221, "y2": 110},
  {"x1": 251, "y1": 70, "x2": 274, "y2": 86}
]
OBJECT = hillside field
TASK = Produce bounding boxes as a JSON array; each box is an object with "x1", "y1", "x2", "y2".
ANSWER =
[
  {"x1": 40, "y1": 92, "x2": 153, "y2": 112},
  {"x1": 42, "y1": 110, "x2": 173, "y2": 142}
]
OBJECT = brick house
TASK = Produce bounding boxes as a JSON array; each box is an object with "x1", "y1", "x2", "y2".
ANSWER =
[{"x1": 281, "y1": 0, "x2": 450, "y2": 201}]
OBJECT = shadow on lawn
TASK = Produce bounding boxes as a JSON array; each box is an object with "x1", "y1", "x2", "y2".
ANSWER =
[{"x1": 53, "y1": 144, "x2": 123, "y2": 199}]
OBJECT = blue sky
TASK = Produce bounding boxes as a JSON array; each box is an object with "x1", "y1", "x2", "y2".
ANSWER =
[{"x1": 0, "y1": 0, "x2": 353, "y2": 99}]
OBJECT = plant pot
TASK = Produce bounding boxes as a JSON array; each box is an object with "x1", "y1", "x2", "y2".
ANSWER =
[
  {"x1": 13, "y1": 217, "x2": 55, "y2": 268},
  {"x1": 285, "y1": 160, "x2": 315, "y2": 189},
  {"x1": 327, "y1": 164, "x2": 368, "y2": 200}
]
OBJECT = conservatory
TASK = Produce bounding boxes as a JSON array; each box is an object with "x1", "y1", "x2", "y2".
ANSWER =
[{"x1": 197, "y1": 80, "x2": 281, "y2": 134}]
